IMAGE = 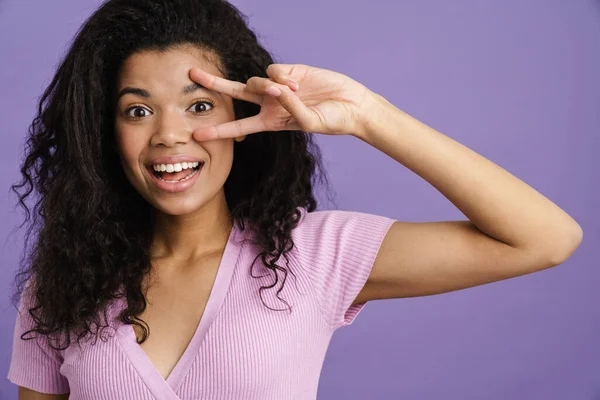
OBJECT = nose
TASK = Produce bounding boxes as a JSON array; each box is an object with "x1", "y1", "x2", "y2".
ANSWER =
[{"x1": 150, "y1": 109, "x2": 192, "y2": 147}]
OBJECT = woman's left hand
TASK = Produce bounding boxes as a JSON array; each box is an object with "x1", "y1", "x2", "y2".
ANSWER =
[{"x1": 188, "y1": 63, "x2": 377, "y2": 141}]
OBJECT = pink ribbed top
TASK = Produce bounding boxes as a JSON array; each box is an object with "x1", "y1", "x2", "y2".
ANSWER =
[{"x1": 8, "y1": 208, "x2": 395, "y2": 399}]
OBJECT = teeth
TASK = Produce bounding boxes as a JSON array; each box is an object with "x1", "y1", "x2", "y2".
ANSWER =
[
  {"x1": 152, "y1": 161, "x2": 200, "y2": 172},
  {"x1": 157, "y1": 167, "x2": 200, "y2": 183}
]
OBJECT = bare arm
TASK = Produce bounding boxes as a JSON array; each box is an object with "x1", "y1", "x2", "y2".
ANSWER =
[
  {"x1": 18, "y1": 387, "x2": 69, "y2": 400},
  {"x1": 352, "y1": 92, "x2": 582, "y2": 302}
]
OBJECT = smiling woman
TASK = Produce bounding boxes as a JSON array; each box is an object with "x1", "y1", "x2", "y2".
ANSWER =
[
  {"x1": 7, "y1": 0, "x2": 356, "y2": 398},
  {"x1": 7, "y1": 0, "x2": 583, "y2": 399}
]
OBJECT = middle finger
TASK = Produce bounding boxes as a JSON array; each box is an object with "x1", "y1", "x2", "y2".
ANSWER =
[
  {"x1": 245, "y1": 76, "x2": 290, "y2": 97},
  {"x1": 189, "y1": 67, "x2": 263, "y2": 104}
]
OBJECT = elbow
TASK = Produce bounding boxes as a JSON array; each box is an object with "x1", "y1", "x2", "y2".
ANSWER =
[{"x1": 544, "y1": 222, "x2": 583, "y2": 266}]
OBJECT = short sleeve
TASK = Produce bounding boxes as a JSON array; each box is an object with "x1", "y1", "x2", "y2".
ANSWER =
[
  {"x1": 7, "y1": 278, "x2": 70, "y2": 394},
  {"x1": 292, "y1": 208, "x2": 395, "y2": 330}
]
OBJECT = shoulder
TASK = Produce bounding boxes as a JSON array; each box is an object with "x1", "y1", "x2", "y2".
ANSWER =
[
  {"x1": 291, "y1": 206, "x2": 396, "y2": 249},
  {"x1": 293, "y1": 206, "x2": 394, "y2": 231}
]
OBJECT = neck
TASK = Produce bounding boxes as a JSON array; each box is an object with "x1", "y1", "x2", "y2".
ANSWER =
[{"x1": 149, "y1": 190, "x2": 233, "y2": 262}]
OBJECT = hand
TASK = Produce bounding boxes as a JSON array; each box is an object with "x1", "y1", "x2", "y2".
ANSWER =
[{"x1": 188, "y1": 63, "x2": 375, "y2": 141}]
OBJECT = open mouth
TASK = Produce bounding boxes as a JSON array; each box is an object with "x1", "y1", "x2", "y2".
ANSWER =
[{"x1": 150, "y1": 163, "x2": 204, "y2": 183}]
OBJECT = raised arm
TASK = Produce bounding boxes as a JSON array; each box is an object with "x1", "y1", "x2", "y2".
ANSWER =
[
  {"x1": 185, "y1": 62, "x2": 581, "y2": 301},
  {"x1": 353, "y1": 93, "x2": 582, "y2": 303}
]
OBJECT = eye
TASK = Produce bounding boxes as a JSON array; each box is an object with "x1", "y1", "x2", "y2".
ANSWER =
[
  {"x1": 125, "y1": 106, "x2": 152, "y2": 119},
  {"x1": 188, "y1": 100, "x2": 215, "y2": 114}
]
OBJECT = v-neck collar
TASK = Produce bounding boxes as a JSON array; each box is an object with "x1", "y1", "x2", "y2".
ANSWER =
[{"x1": 114, "y1": 222, "x2": 246, "y2": 398}]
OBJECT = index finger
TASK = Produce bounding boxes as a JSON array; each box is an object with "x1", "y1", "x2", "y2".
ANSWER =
[
  {"x1": 189, "y1": 67, "x2": 263, "y2": 105},
  {"x1": 192, "y1": 114, "x2": 264, "y2": 141}
]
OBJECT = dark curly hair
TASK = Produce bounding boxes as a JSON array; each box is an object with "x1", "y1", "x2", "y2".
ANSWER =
[{"x1": 9, "y1": 0, "x2": 334, "y2": 351}]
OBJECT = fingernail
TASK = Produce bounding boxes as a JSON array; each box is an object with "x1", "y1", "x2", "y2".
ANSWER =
[
  {"x1": 288, "y1": 80, "x2": 300, "y2": 91},
  {"x1": 266, "y1": 86, "x2": 282, "y2": 97}
]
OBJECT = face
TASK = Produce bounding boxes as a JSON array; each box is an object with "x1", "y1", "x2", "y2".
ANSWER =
[{"x1": 114, "y1": 46, "x2": 236, "y2": 216}]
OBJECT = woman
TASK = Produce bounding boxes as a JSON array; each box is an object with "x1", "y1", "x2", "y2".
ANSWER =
[{"x1": 7, "y1": 0, "x2": 582, "y2": 399}]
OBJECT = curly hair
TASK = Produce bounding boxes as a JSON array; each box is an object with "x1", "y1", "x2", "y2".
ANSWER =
[{"x1": 10, "y1": 0, "x2": 334, "y2": 351}]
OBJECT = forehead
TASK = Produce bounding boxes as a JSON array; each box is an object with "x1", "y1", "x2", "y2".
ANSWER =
[{"x1": 117, "y1": 45, "x2": 224, "y2": 88}]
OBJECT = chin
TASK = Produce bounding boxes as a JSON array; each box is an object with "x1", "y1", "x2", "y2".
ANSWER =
[{"x1": 150, "y1": 196, "x2": 209, "y2": 216}]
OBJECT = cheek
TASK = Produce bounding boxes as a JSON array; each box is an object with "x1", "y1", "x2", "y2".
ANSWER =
[
  {"x1": 205, "y1": 141, "x2": 235, "y2": 174},
  {"x1": 115, "y1": 129, "x2": 145, "y2": 163},
  {"x1": 211, "y1": 140, "x2": 234, "y2": 158}
]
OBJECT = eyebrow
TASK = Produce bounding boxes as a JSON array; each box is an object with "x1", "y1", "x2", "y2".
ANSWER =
[
  {"x1": 117, "y1": 82, "x2": 219, "y2": 101},
  {"x1": 182, "y1": 82, "x2": 206, "y2": 95}
]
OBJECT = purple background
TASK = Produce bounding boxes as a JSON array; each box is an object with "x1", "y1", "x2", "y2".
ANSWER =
[{"x1": 1, "y1": 0, "x2": 598, "y2": 398}]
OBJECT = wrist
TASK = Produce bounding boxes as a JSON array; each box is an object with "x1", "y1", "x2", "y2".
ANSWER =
[{"x1": 354, "y1": 90, "x2": 397, "y2": 142}]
